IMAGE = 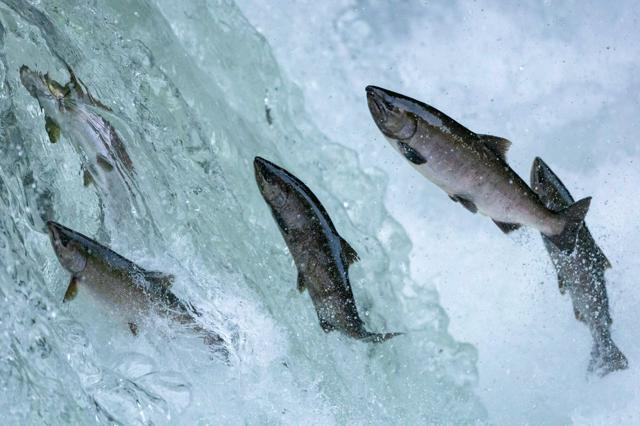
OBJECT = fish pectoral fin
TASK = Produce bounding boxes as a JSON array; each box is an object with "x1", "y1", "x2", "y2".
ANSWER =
[
  {"x1": 297, "y1": 273, "x2": 307, "y2": 293},
  {"x1": 340, "y1": 236, "x2": 360, "y2": 266},
  {"x1": 96, "y1": 154, "x2": 114, "y2": 172},
  {"x1": 128, "y1": 322, "x2": 138, "y2": 336},
  {"x1": 44, "y1": 116, "x2": 61, "y2": 144},
  {"x1": 492, "y1": 220, "x2": 521, "y2": 234},
  {"x1": 449, "y1": 195, "x2": 478, "y2": 213},
  {"x1": 397, "y1": 141, "x2": 427, "y2": 165},
  {"x1": 63, "y1": 276, "x2": 79, "y2": 302},
  {"x1": 143, "y1": 270, "x2": 175, "y2": 291},
  {"x1": 478, "y1": 134, "x2": 511, "y2": 161}
]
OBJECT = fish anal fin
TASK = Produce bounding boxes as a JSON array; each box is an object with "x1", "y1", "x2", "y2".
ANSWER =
[
  {"x1": 143, "y1": 270, "x2": 174, "y2": 291},
  {"x1": 297, "y1": 273, "x2": 306, "y2": 293},
  {"x1": 96, "y1": 154, "x2": 114, "y2": 172},
  {"x1": 397, "y1": 141, "x2": 427, "y2": 165},
  {"x1": 128, "y1": 322, "x2": 138, "y2": 336},
  {"x1": 63, "y1": 276, "x2": 79, "y2": 302},
  {"x1": 45, "y1": 116, "x2": 61, "y2": 143},
  {"x1": 450, "y1": 194, "x2": 478, "y2": 213},
  {"x1": 493, "y1": 220, "x2": 521, "y2": 234},
  {"x1": 478, "y1": 134, "x2": 511, "y2": 161},
  {"x1": 340, "y1": 236, "x2": 360, "y2": 266}
]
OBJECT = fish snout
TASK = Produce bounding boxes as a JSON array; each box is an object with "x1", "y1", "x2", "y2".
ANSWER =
[
  {"x1": 253, "y1": 156, "x2": 269, "y2": 180},
  {"x1": 46, "y1": 221, "x2": 61, "y2": 244},
  {"x1": 19, "y1": 65, "x2": 43, "y2": 97},
  {"x1": 366, "y1": 86, "x2": 389, "y2": 123}
]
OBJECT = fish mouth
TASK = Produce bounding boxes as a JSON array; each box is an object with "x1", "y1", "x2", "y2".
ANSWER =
[
  {"x1": 46, "y1": 221, "x2": 73, "y2": 247},
  {"x1": 19, "y1": 65, "x2": 40, "y2": 96},
  {"x1": 46, "y1": 221, "x2": 60, "y2": 244},
  {"x1": 253, "y1": 157, "x2": 290, "y2": 208},
  {"x1": 366, "y1": 85, "x2": 388, "y2": 123},
  {"x1": 253, "y1": 156, "x2": 274, "y2": 183}
]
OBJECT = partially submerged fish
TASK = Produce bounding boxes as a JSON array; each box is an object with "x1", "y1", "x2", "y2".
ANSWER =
[
  {"x1": 254, "y1": 157, "x2": 399, "y2": 342},
  {"x1": 19, "y1": 64, "x2": 133, "y2": 188},
  {"x1": 531, "y1": 158, "x2": 627, "y2": 376},
  {"x1": 46, "y1": 221, "x2": 225, "y2": 352},
  {"x1": 365, "y1": 86, "x2": 591, "y2": 251}
]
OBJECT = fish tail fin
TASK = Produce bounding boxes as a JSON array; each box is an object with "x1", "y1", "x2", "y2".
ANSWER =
[
  {"x1": 359, "y1": 331, "x2": 403, "y2": 343},
  {"x1": 546, "y1": 197, "x2": 591, "y2": 252},
  {"x1": 589, "y1": 338, "x2": 628, "y2": 376}
]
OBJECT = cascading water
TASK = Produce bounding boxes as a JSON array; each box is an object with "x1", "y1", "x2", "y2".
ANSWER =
[{"x1": 0, "y1": 1, "x2": 486, "y2": 424}]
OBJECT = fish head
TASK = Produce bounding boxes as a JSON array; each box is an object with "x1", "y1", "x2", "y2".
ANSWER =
[
  {"x1": 20, "y1": 65, "x2": 68, "y2": 103},
  {"x1": 254, "y1": 157, "x2": 292, "y2": 209},
  {"x1": 366, "y1": 85, "x2": 418, "y2": 140},
  {"x1": 530, "y1": 157, "x2": 574, "y2": 211},
  {"x1": 46, "y1": 221, "x2": 88, "y2": 274}
]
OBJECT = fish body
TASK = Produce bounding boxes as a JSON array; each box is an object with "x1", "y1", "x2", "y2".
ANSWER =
[
  {"x1": 19, "y1": 65, "x2": 133, "y2": 189},
  {"x1": 254, "y1": 157, "x2": 398, "y2": 342},
  {"x1": 46, "y1": 221, "x2": 224, "y2": 348},
  {"x1": 365, "y1": 86, "x2": 590, "y2": 251},
  {"x1": 531, "y1": 158, "x2": 627, "y2": 376}
]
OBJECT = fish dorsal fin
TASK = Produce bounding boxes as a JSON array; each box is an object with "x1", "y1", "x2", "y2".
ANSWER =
[
  {"x1": 478, "y1": 134, "x2": 511, "y2": 161},
  {"x1": 340, "y1": 236, "x2": 360, "y2": 266},
  {"x1": 63, "y1": 276, "x2": 79, "y2": 302},
  {"x1": 143, "y1": 270, "x2": 174, "y2": 292}
]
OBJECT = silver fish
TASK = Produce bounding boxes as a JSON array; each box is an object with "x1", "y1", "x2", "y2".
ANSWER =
[
  {"x1": 531, "y1": 158, "x2": 627, "y2": 376},
  {"x1": 366, "y1": 86, "x2": 591, "y2": 251},
  {"x1": 46, "y1": 221, "x2": 225, "y2": 353},
  {"x1": 254, "y1": 157, "x2": 399, "y2": 342},
  {"x1": 19, "y1": 64, "x2": 133, "y2": 188}
]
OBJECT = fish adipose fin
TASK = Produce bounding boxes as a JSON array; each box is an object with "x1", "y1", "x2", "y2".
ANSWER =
[
  {"x1": 45, "y1": 116, "x2": 61, "y2": 143},
  {"x1": 359, "y1": 331, "x2": 403, "y2": 343},
  {"x1": 546, "y1": 197, "x2": 592, "y2": 252},
  {"x1": 449, "y1": 195, "x2": 478, "y2": 213},
  {"x1": 63, "y1": 276, "x2": 79, "y2": 302},
  {"x1": 143, "y1": 270, "x2": 174, "y2": 291},
  {"x1": 397, "y1": 141, "x2": 427, "y2": 165},
  {"x1": 297, "y1": 273, "x2": 307, "y2": 293},
  {"x1": 492, "y1": 220, "x2": 521, "y2": 234},
  {"x1": 340, "y1": 236, "x2": 360, "y2": 266},
  {"x1": 478, "y1": 134, "x2": 511, "y2": 161}
]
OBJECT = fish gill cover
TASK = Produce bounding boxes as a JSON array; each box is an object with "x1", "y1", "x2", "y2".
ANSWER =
[{"x1": 0, "y1": 0, "x2": 485, "y2": 424}]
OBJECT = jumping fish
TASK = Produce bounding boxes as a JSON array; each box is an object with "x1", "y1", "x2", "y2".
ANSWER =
[
  {"x1": 531, "y1": 158, "x2": 627, "y2": 376},
  {"x1": 254, "y1": 157, "x2": 399, "y2": 342},
  {"x1": 366, "y1": 86, "x2": 591, "y2": 251},
  {"x1": 19, "y1": 64, "x2": 133, "y2": 188},
  {"x1": 46, "y1": 221, "x2": 226, "y2": 353}
]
